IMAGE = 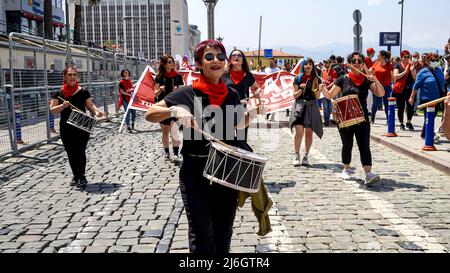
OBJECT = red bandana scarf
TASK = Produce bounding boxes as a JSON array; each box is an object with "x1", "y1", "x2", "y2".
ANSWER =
[
  {"x1": 192, "y1": 75, "x2": 228, "y2": 106},
  {"x1": 302, "y1": 74, "x2": 313, "y2": 83},
  {"x1": 348, "y1": 72, "x2": 366, "y2": 87},
  {"x1": 230, "y1": 70, "x2": 245, "y2": 85},
  {"x1": 62, "y1": 82, "x2": 80, "y2": 98},
  {"x1": 165, "y1": 70, "x2": 178, "y2": 78}
]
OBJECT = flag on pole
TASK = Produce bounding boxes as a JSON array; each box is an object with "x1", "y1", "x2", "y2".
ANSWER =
[{"x1": 119, "y1": 66, "x2": 156, "y2": 132}]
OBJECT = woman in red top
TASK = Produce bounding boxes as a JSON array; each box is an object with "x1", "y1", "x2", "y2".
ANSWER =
[
  {"x1": 119, "y1": 69, "x2": 136, "y2": 133},
  {"x1": 394, "y1": 50, "x2": 417, "y2": 131},
  {"x1": 370, "y1": 50, "x2": 394, "y2": 123}
]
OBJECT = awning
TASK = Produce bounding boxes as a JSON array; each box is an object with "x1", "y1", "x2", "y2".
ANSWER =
[{"x1": 22, "y1": 12, "x2": 43, "y2": 22}]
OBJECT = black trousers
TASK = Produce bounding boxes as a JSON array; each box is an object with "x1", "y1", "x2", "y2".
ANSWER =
[
  {"x1": 393, "y1": 88, "x2": 414, "y2": 124},
  {"x1": 60, "y1": 124, "x2": 90, "y2": 178},
  {"x1": 179, "y1": 156, "x2": 238, "y2": 254},
  {"x1": 338, "y1": 121, "x2": 372, "y2": 166}
]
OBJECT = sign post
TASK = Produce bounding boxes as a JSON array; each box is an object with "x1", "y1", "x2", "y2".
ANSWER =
[
  {"x1": 379, "y1": 32, "x2": 400, "y2": 52},
  {"x1": 353, "y1": 10, "x2": 363, "y2": 52}
]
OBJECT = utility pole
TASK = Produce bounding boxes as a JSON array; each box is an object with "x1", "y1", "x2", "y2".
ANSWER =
[
  {"x1": 257, "y1": 16, "x2": 262, "y2": 67},
  {"x1": 399, "y1": 0, "x2": 405, "y2": 52},
  {"x1": 65, "y1": 0, "x2": 73, "y2": 67}
]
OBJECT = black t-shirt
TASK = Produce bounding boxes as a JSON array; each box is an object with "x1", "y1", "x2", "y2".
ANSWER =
[
  {"x1": 51, "y1": 88, "x2": 91, "y2": 125},
  {"x1": 294, "y1": 77, "x2": 316, "y2": 101},
  {"x1": 222, "y1": 71, "x2": 256, "y2": 100},
  {"x1": 394, "y1": 63, "x2": 415, "y2": 90},
  {"x1": 333, "y1": 64, "x2": 346, "y2": 77},
  {"x1": 335, "y1": 76, "x2": 374, "y2": 120},
  {"x1": 164, "y1": 86, "x2": 244, "y2": 156},
  {"x1": 155, "y1": 74, "x2": 184, "y2": 101}
]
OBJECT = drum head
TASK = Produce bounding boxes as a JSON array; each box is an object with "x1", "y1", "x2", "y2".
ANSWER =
[{"x1": 211, "y1": 142, "x2": 268, "y2": 163}]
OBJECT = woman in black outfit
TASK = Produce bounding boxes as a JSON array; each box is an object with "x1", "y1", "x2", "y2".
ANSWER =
[
  {"x1": 222, "y1": 49, "x2": 261, "y2": 141},
  {"x1": 319, "y1": 52, "x2": 385, "y2": 185},
  {"x1": 49, "y1": 67, "x2": 103, "y2": 187},
  {"x1": 145, "y1": 40, "x2": 261, "y2": 254},
  {"x1": 154, "y1": 54, "x2": 185, "y2": 163},
  {"x1": 289, "y1": 58, "x2": 323, "y2": 167}
]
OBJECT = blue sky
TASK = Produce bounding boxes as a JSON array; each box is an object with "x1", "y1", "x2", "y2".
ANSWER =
[{"x1": 187, "y1": 0, "x2": 448, "y2": 56}]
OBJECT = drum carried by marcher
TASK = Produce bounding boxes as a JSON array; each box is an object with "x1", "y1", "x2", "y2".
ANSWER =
[
  {"x1": 203, "y1": 141, "x2": 268, "y2": 193},
  {"x1": 332, "y1": 94, "x2": 366, "y2": 128},
  {"x1": 67, "y1": 108, "x2": 97, "y2": 133}
]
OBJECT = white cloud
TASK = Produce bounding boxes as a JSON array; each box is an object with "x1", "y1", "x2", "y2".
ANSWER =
[{"x1": 367, "y1": 0, "x2": 383, "y2": 5}]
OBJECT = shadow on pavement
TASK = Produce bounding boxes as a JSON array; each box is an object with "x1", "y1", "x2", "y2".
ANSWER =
[
  {"x1": 265, "y1": 180, "x2": 296, "y2": 194},
  {"x1": 76, "y1": 182, "x2": 124, "y2": 194},
  {"x1": 356, "y1": 178, "x2": 427, "y2": 193}
]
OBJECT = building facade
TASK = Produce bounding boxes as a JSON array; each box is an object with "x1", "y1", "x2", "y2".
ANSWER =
[
  {"x1": 5, "y1": 0, "x2": 65, "y2": 39},
  {"x1": 189, "y1": 24, "x2": 201, "y2": 57},
  {"x1": 0, "y1": 1, "x2": 6, "y2": 35},
  {"x1": 80, "y1": 0, "x2": 189, "y2": 60},
  {"x1": 244, "y1": 49, "x2": 304, "y2": 70}
]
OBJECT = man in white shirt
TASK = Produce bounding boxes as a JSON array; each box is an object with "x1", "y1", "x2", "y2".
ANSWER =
[{"x1": 265, "y1": 58, "x2": 280, "y2": 74}]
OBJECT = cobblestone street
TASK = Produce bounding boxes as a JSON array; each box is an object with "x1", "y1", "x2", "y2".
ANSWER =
[{"x1": 1, "y1": 114, "x2": 450, "y2": 253}]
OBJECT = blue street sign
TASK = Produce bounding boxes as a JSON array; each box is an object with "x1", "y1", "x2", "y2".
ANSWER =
[
  {"x1": 379, "y1": 32, "x2": 400, "y2": 47},
  {"x1": 264, "y1": 49, "x2": 273, "y2": 58}
]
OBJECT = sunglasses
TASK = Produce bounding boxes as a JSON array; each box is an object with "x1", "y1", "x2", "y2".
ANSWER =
[
  {"x1": 204, "y1": 53, "x2": 227, "y2": 62},
  {"x1": 231, "y1": 53, "x2": 243, "y2": 58},
  {"x1": 167, "y1": 60, "x2": 174, "y2": 64},
  {"x1": 350, "y1": 59, "x2": 363, "y2": 64},
  {"x1": 402, "y1": 55, "x2": 410, "y2": 59}
]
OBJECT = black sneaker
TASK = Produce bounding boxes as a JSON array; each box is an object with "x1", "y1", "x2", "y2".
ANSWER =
[
  {"x1": 78, "y1": 176, "x2": 88, "y2": 187},
  {"x1": 164, "y1": 153, "x2": 171, "y2": 161},
  {"x1": 70, "y1": 177, "x2": 78, "y2": 186},
  {"x1": 406, "y1": 122, "x2": 414, "y2": 131},
  {"x1": 127, "y1": 127, "x2": 133, "y2": 133},
  {"x1": 400, "y1": 124, "x2": 406, "y2": 131}
]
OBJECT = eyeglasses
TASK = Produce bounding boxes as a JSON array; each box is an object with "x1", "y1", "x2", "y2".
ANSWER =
[
  {"x1": 402, "y1": 55, "x2": 410, "y2": 59},
  {"x1": 204, "y1": 53, "x2": 227, "y2": 62},
  {"x1": 350, "y1": 59, "x2": 363, "y2": 64},
  {"x1": 231, "y1": 53, "x2": 243, "y2": 58}
]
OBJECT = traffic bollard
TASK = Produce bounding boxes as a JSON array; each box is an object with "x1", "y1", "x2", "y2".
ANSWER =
[
  {"x1": 385, "y1": 97, "x2": 397, "y2": 137},
  {"x1": 422, "y1": 106, "x2": 437, "y2": 151},
  {"x1": 15, "y1": 105, "x2": 24, "y2": 145}
]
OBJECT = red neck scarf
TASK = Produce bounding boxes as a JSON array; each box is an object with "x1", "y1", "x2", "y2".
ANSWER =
[
  {"x1": 165, "y1": 70, "x2": 178, "y2": 78},
  {"x1": 62, "y1": 82, "x2": 80, "y2": 98},
  {"x1": 119, "y1": 79, "x2": 133, "y2": 91},
  {"x1": 230, "y1": 69, "x2": 245, "y2": 85},
  {"x1": 302, "y1": 74, "x2": 313, "y2": 83},
  {"x1": 193, "y1": 75, "x2": 228, "y2": 106},
  {"x1": 348, "y1": 72, "x2": 366, "y2": 87}
]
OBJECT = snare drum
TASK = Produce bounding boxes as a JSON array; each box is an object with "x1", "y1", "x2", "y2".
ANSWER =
[
  {"x1": 67, "y1": 109, "x2": 97, "y2": 133},
  {"x1": 203, "y1": 141, "x2": 268, "y2": 193},
  {"x1": 332, "y1": 94, "x2": 366, "y2": 129}
]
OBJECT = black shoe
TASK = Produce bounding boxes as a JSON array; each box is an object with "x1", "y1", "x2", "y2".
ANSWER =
[
  {"x1": 77, "y1": 176, "x2": 88, "y2": 187},
  {"x1": 400, "y1": 124, "x2": 406, "y2": 131},
  {"x1": 127, "y1": 127, "x2": 133, "y2": 133},
  {"x1": 406, "y1": 122, "x2": 414, "y2": 131},
  {"x1": 323, "y1": 122, "x2": 330, "y2": 127},
  {"x1": 70, "y1": 177, "x2": 78, "y2": 186}
]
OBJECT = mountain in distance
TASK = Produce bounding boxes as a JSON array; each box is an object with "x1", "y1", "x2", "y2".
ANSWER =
[{"x1": 272, "y1": 42, "x2": 443, "y2": 61}]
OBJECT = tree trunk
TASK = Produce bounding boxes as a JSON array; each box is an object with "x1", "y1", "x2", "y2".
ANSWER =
[
  {"x1": 73, "y1": 4, "x2": 82, "y2": 45},
  {"x1": 44, "y1": 0, "x2": 53, "y2": 39}
]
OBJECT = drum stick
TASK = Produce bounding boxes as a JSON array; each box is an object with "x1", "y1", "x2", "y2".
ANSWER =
[
  {"x1": 417, "y1": 95, "x2": 450, "y2": 110},
  {"x1": 58, "y1": 96, "x2": 83, "y2": 112},
  {"x1": 192, "y1": 126, "x2": 236, "y2": 151},
  {"x1": 347, "y1": 63, "x2": 369, "y2": 78}
]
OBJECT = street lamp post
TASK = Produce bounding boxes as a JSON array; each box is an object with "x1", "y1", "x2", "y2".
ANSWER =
[
  {"x1": 65, "y1": 0, "x2": 74, "y2": 67},
  {"x1": 399, "y1": 0, "x2": 404, "y2": 52},
  {"x1": 202, "y1": 0, "x2": 219, "y2": 40}
]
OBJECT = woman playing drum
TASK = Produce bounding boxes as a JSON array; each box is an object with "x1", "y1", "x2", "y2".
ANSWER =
[
  {"x1": 145, "y1": 40, "x2": 262, "y2": 254},
  {"x1": 319, "y1": 52, "x2": 385, "y2": 185},
  {"x1": 49, "y1": 67, "x2": 103, "y2": 187}
]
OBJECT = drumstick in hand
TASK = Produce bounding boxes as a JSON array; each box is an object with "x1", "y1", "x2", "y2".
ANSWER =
[
  {"x1": 58, "y1": 96, "x2": 83, "y2": 112},
  {"x1": 347, "y1": 64, "x2": 369, "y2": 77}
]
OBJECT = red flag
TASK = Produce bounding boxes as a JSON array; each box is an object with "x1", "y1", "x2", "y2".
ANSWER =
[
  {"x1": 292, "y1": 61, "x2": 302, "y2": 76},
  {"x1": 248, "y1": 71, "x2": 296, "y2": 114},
  {"x1": 179, "y1": 70, "x2": 201, "y2": 86},
  {"x1": 129, "y1": 66, "x2": 156, "y2": 111}
]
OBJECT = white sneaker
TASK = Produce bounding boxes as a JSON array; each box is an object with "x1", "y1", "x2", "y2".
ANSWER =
[
  {"x1": 172, "y1": 155, "x2": 181, "y2": 164},
  {"x1": 301, "y1": 156, "x2": 309, "y2": 166},
  {"x1": 365, "y1": 172, "x2": 381, "y2": 185},
  {"x1": 292, "y1": 154, "x2": 301, "y2": 167},
  {"x1": 341, "y1": 169, "x2": 353, "y2": 180}
]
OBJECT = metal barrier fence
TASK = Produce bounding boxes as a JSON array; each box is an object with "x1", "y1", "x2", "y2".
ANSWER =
[{"x1": 0, "y1": 32, "x2": 150, "y2": 159}]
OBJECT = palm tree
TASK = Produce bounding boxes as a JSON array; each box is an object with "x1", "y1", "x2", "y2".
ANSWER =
[
  {"x1": 73, "y1": 0, "x2": 101, "y2": 44},
  {"x1": 44, "y1": 0, "x2": 53, "y2": 39}
]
